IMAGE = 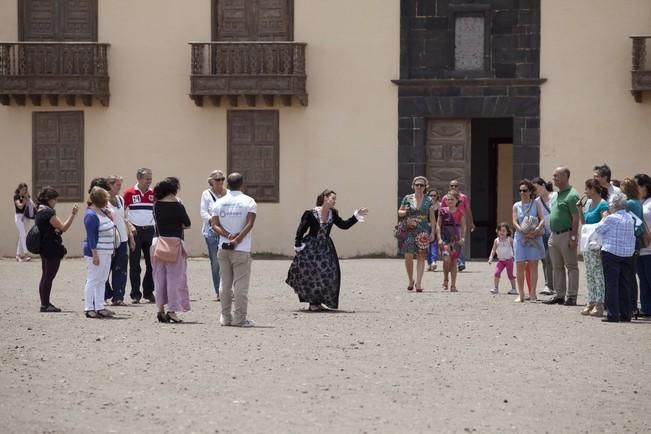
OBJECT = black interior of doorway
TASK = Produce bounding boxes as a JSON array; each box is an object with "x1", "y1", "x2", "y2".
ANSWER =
[{"x1": 470, "y1": 118, "x2": 513, "y2": 259}]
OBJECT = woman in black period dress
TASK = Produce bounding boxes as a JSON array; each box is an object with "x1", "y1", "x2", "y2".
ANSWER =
[{"x1": 286, "y1": 189, "x2": 368, "y2": 311}]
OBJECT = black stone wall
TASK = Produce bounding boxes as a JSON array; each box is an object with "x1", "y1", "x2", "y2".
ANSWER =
[{"x1": 398, "y1": 0, "x2": 542, "y2": 203}]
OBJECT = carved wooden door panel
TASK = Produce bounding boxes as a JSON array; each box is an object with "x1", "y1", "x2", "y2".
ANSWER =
[
  {"x1": 33, "y1": 111, "x2": 84, "y2": 201},
  {"x1": 227, "y1": 110, "x2": 279, "y2": 202},
  {"x1": 425, "y1": 119, "x2": 471, "y2": 196},
  {"x1": 20, "y1": 0, "x2": 97, "y2": 41},
  {"x1": 215, "y1": 0, "x2": 291, "y2": 41}
]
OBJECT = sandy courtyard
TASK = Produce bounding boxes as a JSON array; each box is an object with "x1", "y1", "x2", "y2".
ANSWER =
[{"x1": 1, "y1": 257, "x2": 650, "y2": 433}]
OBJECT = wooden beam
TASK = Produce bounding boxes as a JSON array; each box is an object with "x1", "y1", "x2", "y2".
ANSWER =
[
  {"x1": 0, "y1": 95, "x2": 10, "y2": 106},
  {"x1": 280, "y1": 95, "x2": 292, "y2": 106},
  {"x1": 245, "y1": 95, "x2": 256, "y2": 107},
  {"x1": 262, "y1": 95, "x2": 274, "y2": 107},
  {"x1": 209, "y1": 95, "x2": 221, "y2": 107},
  {"x1": 190, "y1": 95, "x2": 204, "y2": 107},
  {"x1": 81, "y1": 95, "x2": 92, "y2": 107},
  {"x1": 47, "y1": 95, "x2": 59, "y2": 106},
  {"x1": 65, "y1": 95, "x2": 75, "y2": 106},
  {"x1": 228, "y1": 95, "x2": 239, "y2": 107},
  {"x1": 13, "y1": 95, "x2": 26, "y2": 106},
  {"x1": 29, "y1": 95, "x2": 42, "y2": 106}
]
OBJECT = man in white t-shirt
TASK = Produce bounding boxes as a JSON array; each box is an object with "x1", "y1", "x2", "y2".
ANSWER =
[{"x1": 210, "y1": 173, "x2": 257, "y2": 327}]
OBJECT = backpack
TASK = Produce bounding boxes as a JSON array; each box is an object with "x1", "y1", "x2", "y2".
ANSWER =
[{"x1": 26, "y1": 225, "x2": 41, "y2": 254}]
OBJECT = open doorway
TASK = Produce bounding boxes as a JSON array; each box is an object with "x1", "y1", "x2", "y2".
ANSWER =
[{"x1": 470, "y1": 118, "x2": 513, "y2": 258}]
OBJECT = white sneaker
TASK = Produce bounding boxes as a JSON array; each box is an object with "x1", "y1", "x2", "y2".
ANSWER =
[
  {"x1": 219, "y1": 315, "x2": 232, "y2": 326},
  {"x1": 233, "y1": 319, "x2": 255, "y2": 328},
  {"x1": 507, "y1": 288, "x2": 518, "y2": 295},
  {"x1": 490, "y1": 288, "x2": 498, "y2": 294}
]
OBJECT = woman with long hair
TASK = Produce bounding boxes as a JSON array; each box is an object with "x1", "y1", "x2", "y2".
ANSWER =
[
  {"x1": 286, "y1": 189, "x2": 368, "y2": 311},
  {"x1": 13, "y1": 182, "x2": 35, "y2": 262},
  {"x1": 34, "y1": 187, "x2": 78, "y2": 312}
]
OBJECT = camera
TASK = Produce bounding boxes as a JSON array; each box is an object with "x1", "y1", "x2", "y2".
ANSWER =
[{"x1": 221, "y1": 242, "x2": 235, "y2": 250}]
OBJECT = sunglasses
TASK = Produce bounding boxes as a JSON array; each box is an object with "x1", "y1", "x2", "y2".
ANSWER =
[
  {"x1": 213, "y1": 178, "x2": 225, "y2": 182},
  {"x1": 414, "y1": 184, "x2": 426, "y2": 187},
  {"x1": 450, "y1": 185, "x2": 459, "y2": 188},
  {"x1": 519, "y1": 189, "x2": 529, "y2": 193}
]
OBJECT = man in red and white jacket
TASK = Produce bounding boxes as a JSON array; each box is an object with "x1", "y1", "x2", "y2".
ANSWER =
[{"x1": 123, "y1": 168, "x2": 156, "y2": 303}]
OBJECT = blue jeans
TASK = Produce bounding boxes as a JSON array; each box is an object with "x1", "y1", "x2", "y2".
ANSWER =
[
  {"x1": 204, "y1": 231, "x2": 220, "y2": 294},
  {"x1": 105, "y1": 242, "x2": 129, "y2": 302},
  {"x1": 638, "y1": 254, "x2": 651, "y2": 314},
  {"x1": 427, "y1": 241, "x2": 438, "y2": 265}
]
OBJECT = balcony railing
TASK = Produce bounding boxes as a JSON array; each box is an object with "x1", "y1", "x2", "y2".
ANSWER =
[
  {"x1": 189, "y1": 42, "x2": 307, "y2": 107},
  {"x1": 0, "y1": 42, "x2": 110, "y2": 106},
  {"x1": 631, "y1": 35, "x2": 651, "y2": 103}
]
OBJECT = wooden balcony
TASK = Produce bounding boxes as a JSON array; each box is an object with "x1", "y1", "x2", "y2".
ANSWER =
[
  {"x1": 189, "y1": 42, "x2": 307, "y2": 107},
  {"x1": 631, "y1": 35, "x2": 651, "y2": 103},
  {"x1": 0, "y1": 42, "x2": 110, "y2": 107}
]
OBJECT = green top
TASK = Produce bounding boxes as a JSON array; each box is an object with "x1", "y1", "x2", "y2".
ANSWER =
[{"x1": 550, "y1": 186, "x2": 580, "y2": 232}]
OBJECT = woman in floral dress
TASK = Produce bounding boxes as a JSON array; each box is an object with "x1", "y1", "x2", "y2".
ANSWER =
[
  {"x1": 437, "y1": 190, "x2": 466, "y2": 292},
  {"x1": 398, "y1": 176, "x2": 436, "y2": 292}
]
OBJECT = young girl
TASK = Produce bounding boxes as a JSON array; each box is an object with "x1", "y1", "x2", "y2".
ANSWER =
[
  {"x1": 437, "y1": 190, "x2": 466, "y2": 292},
  {"x1": 427, "y1": 189, "x2": 440, "y2": 271},
  {"x1": 488, "y1": 222, "x2": 517, "y2": 295}
]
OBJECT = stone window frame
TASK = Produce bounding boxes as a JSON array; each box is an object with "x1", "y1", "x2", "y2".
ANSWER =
[
  {"x1": 32, "y1": 111, "x2": 85, "y2": 202},
  {"x1": 447, "y1": 4, "x2": 491, "y2": 78}
]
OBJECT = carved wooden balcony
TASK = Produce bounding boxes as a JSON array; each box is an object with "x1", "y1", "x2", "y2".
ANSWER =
[
  {"x1": 631, "y1": 35, "x2": 651, "y2": 103},
  {"x1": 0, "y1": 42, "x2": 110, "y2": 107},
  {"x1": 189, "y1": 42, "x2": 307, "y2": 107}
]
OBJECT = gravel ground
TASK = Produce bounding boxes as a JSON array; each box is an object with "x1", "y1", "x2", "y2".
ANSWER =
[{"x1": 1, "y1": 257, "x2": 650, "y2": 434}]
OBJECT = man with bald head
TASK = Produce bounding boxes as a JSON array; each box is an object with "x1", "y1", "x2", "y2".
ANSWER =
[{"x1": 543, "y1": 167, "x2": 581, "y2": 306}]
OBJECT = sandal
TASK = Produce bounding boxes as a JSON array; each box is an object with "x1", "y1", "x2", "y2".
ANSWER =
[
  {"x1": 308, "y1": 304, "x2": 326, "y2": 312},
  {"x1": 416, "y1": 287, "x2": 423, "y2": 293},
  {"x1": 166, "y1": 312, "x2": 183, "y2": 323},
  {"x1": 442, "y1": 279, "x2": 449, "y2": 290},
  {"x1": 450, "y1": 287, "x2": 458, "y2": 293},
  {"x1": 407, "y1": 281, "x2": 414, "y2": 291}
]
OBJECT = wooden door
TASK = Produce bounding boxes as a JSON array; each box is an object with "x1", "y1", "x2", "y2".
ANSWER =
[
  {"x1": 214, "y1": 0, "x2": 292, "y2": 41},
  {"x1": 425, "y1": 119, "x2": 471, "y2": 197}
]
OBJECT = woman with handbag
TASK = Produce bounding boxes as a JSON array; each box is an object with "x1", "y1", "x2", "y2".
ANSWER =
[
  {"x1": 83, "y1": 186, "x2": 117, "y2": 318},
  {"x1": 286, "y1": 189, "x2": 368, "y2": 311},
  {"x1": 398, "y1": 177, "x2": 436, "y2": 292},
  {"x1": 151, "y1": 177, "x2": 191, "y2": 323},
  {"x1": 512, "y1": 179, "x2": 545, "y2": 302},
  {"x1": 35, "y1": 187, "x2": 79, "y2": 313},
  {"x1": 13, "y1": 182, "x2": 36, "y2": 262},
  {"x1": 577, "y1": 179, "x2": 609, "y2": 316}
]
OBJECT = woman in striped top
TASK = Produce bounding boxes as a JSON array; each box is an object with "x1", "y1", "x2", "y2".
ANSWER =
[{"x1": 83, "y1": 186, "x2": 116, "y2": 318}]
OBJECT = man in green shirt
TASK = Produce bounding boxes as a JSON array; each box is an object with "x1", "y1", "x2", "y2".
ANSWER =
[{"x1": 544, "y1": 167, "x2": 581, "y2": 305}]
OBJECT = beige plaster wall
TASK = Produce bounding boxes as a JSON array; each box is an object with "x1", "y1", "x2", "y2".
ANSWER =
[
  {"x1": 0, "y1": 0, "x2": 400, "y2": 258},
  {"x1": 540, "y1": 0, "x2": 651, "y2": 186}
]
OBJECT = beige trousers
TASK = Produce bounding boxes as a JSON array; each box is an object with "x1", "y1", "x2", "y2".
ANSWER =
[
  {"x1": 218, "y1": 250, "x2": 252, "y2": 325},
  {"x1": 548, "y1": 231, "x2": 579, "y2": 299}
]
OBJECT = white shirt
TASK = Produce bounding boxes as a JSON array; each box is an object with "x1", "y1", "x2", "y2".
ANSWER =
[
  {"x1": 640, "y1": 198, "x2": 651, "y2": 256},
  {"x1": 200, "y1": 188, "x2": 228, "y2": 236},
  {"x1": 211, "y1": 191, "x2": 257, "y2": 252},
  {"x1": 607, "y1": 184, "x2": 621, "y2": 200},
  {"x1": 536, "y1": 191, "x2": 556, "y2": 235},
  {"x1": 107, "y1": 195, "x2": 128, "y2": 243}
]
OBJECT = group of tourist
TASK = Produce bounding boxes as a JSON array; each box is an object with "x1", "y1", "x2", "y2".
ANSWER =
[
  {"x1": 14, "y1": 170, "x2": 260, "y2": 327},
  {"x1": 396, "y1": 164, "x2": 651, "y2": 323},
  {"x1": 12, "y1": 162, "x2": 651, "y2": 325}
]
